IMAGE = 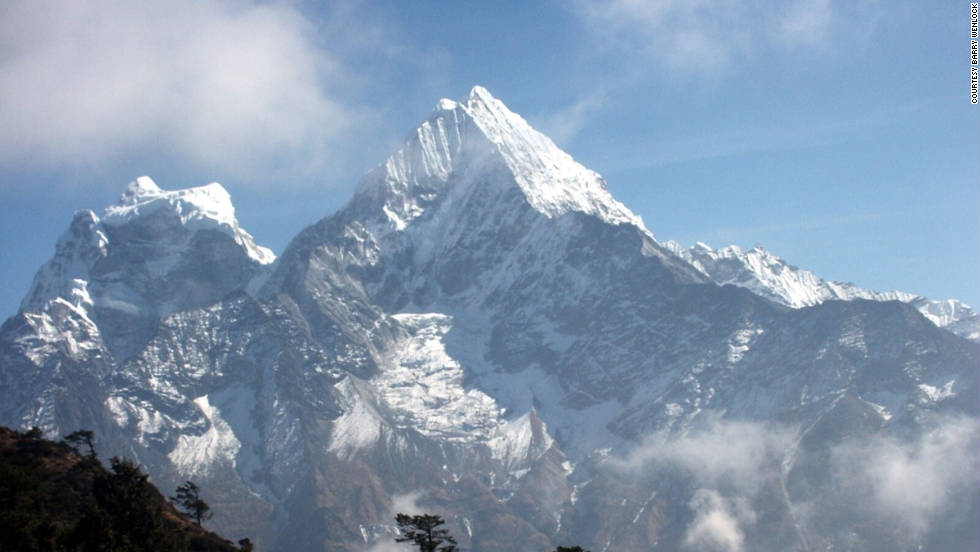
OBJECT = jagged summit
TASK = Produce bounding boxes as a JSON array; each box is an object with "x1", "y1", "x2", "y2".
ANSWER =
[
  {"x1": 103, "y1": 177, "x2": 274, "y2": 265},
  {"x1": 353, "y1": 85, "x2": 645, "y2": 233},
  {"x1": 431, "y1": 85, "x2": 510, "y2": 112},
  {"x1": 20, "y1": 177, "x2": 275, "y2": 321}
]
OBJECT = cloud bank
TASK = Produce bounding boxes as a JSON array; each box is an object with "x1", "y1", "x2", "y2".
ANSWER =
[
  {"x1": 608, "y1": 413, "x2": 979, "y2": 551},
  {"x1": 611, "y1": 417, "x2": 795, "y2": 551},
  {"x1": 0, "y1": 0, "x2": 356, "y2": 184},
  {"x1": 831, "y1": 415, "x2": 980, "y2": 540}
]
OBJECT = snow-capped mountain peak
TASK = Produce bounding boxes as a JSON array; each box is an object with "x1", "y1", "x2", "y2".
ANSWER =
[
  {"x1": 357, "y1": 86, "x2": 645, "y2": 233},
  {"x1": 460, "y1": 85, "x2": 643, "y2": 227},
  {"x1": 19, "y1": 210, "x2": 108, "y2": 314},
  {"x1": 667, "y1": 239, "x2": 979, "y2": 340},
  {"x1": 103, "y1": 176, "x2": 274, "y2": 265}
]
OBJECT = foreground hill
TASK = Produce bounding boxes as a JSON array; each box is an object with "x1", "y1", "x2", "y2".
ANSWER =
[{"x1": 0, "y1": 426, "x2": 243, "y2": 552}]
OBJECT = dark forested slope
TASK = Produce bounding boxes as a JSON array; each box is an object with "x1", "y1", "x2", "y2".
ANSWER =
[{"x1": 0, "y1": 426, "x2": 245, "y2": 552}]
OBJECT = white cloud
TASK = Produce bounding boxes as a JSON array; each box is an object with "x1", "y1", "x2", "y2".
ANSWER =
[
  {"x1": 610, "y1": 417, "x2": 797, "y2": 550},
  {"x1": 607, "y1": 414, "x2": 979, "y2": 549},
  {"x1": 570, "y1": 0, "x2": 856, "y2": 74},
  {"x1": 572, "y1": 0, "x2": 747, "y2": 72},
  {"x1": 532, "y1": 90, "x2": 607, "y2": 146},
  {"x1": 363, "y1": 540, "x2": 412, "y2": 552},
  {"x1": 683, "y1": 489, "x2": 751, "y2": 552},
  {"x1": 778, "y1": 0, "x2": 833, "y2": 47},
  {"x1": 831, "y1": 415, "x2": 980, "y2": 538},
  {"x1": 390, "y1": 491, "x2": 427, "y2": 516},
  {"x1": 356, "y1": 491, "x2": 430, "y2": 552},
  {"x1": 0, "y1": 0, "x2": 361, "y2": 185},
  {"x1": 613, "y1": 416, "x2": 796, "y2": 496}
]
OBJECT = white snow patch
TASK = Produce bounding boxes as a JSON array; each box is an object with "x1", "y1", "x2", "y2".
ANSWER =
[
  {"x1": 105, "y1": 396, "x2": 130, "y2": 428},
  {"x1": 864, "y1": 399, "x2": 893, "y2": 421},
  {"x1": 328, "y1": 377, "x2": 384, "y2": 458},
  {"x1": 727, "y1": 327, "x2": 763, "y2": 364},
  {"x1": 487, "y1": 411, "x2": 552, "y2": 470},
  {"x1": 917, "y1": 380, "x2": 956, "y2": 403},
  {"x1": 374, "y1": 313, "x2": 501, "y2": 441},
  {"x1": 19, "y1": 298, "x2": 102, "y2": 362},
  {"x1": 168, "y1": 394, "x2": 242, "y2": 477},
  {"x1": 103, "y1": 176, "x2": 275, "y2": 264}
]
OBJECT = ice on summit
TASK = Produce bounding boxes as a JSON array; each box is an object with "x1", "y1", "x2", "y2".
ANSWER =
[
  {"x1": 104, "y1": 176, "x2": 275, "y2": 265},
  {"x1": 462, "y1": 86, "x2": 644, "y2": 227},
  {"x1": 18, "y1": 176, "x2": 278, "y2": 360},
  {"x1": 359, "y1": 85, "x2": 647, "y2": 234}
]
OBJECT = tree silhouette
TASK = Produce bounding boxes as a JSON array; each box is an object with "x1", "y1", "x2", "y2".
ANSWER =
[
  {"x1": 170, "y1": 480, "x2": 212, "y2": 525},
  {"x1": 555, "y1": 547, "x2": 591, "y2": 552},
  {"x1": 394, "y1": 513, "x2": 457, "y2": 552},
  {"x1": 64, "y1": 429, "x2": 97, "y2": 459},
  {"x1": 23, "y1": 426, "x2": 43, "y2": 440}
]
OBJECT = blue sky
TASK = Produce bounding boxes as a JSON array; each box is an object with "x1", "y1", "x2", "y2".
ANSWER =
[{"x1": 1, "y1": 0, "x2": 977, "y2": 317}]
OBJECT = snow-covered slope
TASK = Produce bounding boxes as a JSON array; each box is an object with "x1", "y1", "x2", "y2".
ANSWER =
[
  {"x1": 19, "y1": 177, "x2": 275, "y2": 359},
  {"x1": 350, "y1": 86, "x2": 646, "y2": 233},
  {"x1": 666, "y1": 240, "x2": 979, "y2": 340},
  {"x1": 2, "y1": 87, "x2": 977, "y2": 552}
]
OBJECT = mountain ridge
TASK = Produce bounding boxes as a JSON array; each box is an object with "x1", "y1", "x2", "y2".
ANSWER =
[
  {"x1": 1, "y1": 86, "x2": 977, "y2": 552},
  {"x1": 665, "y1": 240, "x2": 978, "y2": 340}
]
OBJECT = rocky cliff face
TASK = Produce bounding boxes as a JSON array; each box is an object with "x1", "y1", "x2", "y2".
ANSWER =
[{"x1": 2, "y1": 87, "x2": 977, "y2": 552}]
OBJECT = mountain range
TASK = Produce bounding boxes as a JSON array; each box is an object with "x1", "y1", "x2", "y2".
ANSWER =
[{"x1": 1, "y1": 86, "x2": 977, "y2": 552}]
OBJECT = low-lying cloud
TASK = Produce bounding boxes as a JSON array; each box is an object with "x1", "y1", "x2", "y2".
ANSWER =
[
  {"x1": 613, "y1": 415, "x2": 797, "y2": 496},
  {"x1": 607, "y1": 413, "x2": 979, "y2": 551},
  {"x1": 683, "y1": 489, "x2": 755, "y2": 552},
  {"x1": 610, "y1": 416, "x2": 796, "y2": 551},
  {"x1": 359, "y1": 491, "x2": 429, "y2": 552},
  {"x1": 831, "y1": 415, "x2": 980, "y2": 539}
]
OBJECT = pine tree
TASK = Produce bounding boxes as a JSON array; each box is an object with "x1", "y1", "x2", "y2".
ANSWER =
[
  {"x1": 394, "y1": 513, "x2": 457, "y2": 552},
  {"x1": 170, "y1": 480, "x2": 212, "y2": 526},
  {"x1": 64, "y1": 429, "x2": 97, "y2": 460}
]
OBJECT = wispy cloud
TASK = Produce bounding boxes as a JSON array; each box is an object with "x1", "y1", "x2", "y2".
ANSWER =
[
  {"x1": 680, "y1": 211, "x2": 901, "y2": 248},
  {"x1": 390, "y1": 491, "x2": 427, "y2": 516},
  {"x1": 611, "y1": 416, "x2": 796, "y2": 495},
  {"x1": 571, "y1": 0, "x2": 749, "y2": 73},
  {"x1": 569, "y1": 0, "x2": 872, "y2": 76},
  {"x1": 531, "y1": 90, "x2": 608, "y2": 146},
  {"x1": 778, "y1": 0, "x2": 833, "y2": 47},
  {"x1": 605, "y1": 413, "x2": 979, "y2": 550},
  {"x1": 609, "y1": 416, "x2": 797, "y2": 551},
  {"x1": 830, "y1": 415, "x2": 980, "y2": 539},
  {"x1": 598, "y1": 93, "x2": 944, "y2": 177},
  {"x1": 683, "y1": 489, "x2": 753, "y2": 552},
  {"x1": 358, "y1": 491, "x2": 435, "y2": 552},
  {"x1": 0, "y1": 0, "x2": 390, "y2": 187}
]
